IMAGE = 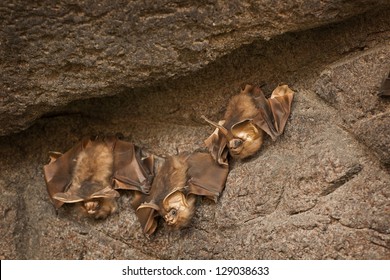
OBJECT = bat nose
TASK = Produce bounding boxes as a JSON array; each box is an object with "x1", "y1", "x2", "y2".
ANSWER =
[{"x1": 164, "y1": 214, "x2": 174, "y2": 224}]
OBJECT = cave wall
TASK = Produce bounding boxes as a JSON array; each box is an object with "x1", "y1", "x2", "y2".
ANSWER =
[
  {"x1": 1, "y1": 0, "x2": 389, "y2": 136},
  {"x1": 0, "y1": 2, "x2": 389, "y2": 259}
]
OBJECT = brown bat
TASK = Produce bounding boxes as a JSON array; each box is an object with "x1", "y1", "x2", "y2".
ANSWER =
[
  {"x1": 43, "y1": 135, "x2": 154, "y2": 219},
  {"x1": 131, "y1": 152, "x2": 229, "y2": 235},
  {"x1": 202, "y1": 84, "x2": 294, "y2": 164},
  {"x1": 379, "y1": 71, "x2": 390, "y2": 96}
]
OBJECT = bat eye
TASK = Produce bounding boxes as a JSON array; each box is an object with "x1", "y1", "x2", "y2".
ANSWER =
[
  {"x1": 230, "y1": 139, "x2": 243, "y2": 149},
  {"x1": 170, "y1": 209, "x2": 177, "y2": 216}
]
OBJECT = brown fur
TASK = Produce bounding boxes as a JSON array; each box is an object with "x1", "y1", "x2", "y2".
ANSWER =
[
  {"x1": 79, "y1": 197, "x2": 118, "y2": 219},
  {"x1": 70, "y1": 142, "x2": 113, "y2": 191},
  {"x1": 221, "y1": 90, "x2": 264, "y2": 159},
  {"x1": 70, "y1": 142, "x2": 116, "y2": 219},
  {"x1": 224, "y1": 93, "x2": 259, "y2": 129},
  {"x1": 151, "y1": 155, "x2": 197, "y2": 229}
]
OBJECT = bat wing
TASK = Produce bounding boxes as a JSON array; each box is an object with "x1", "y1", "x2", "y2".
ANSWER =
[
  {"x1": 53, "y1": 186, "x2": 120, "y2": 204},
  {"x1": 253, "y1": 84, "x2": 294, "y2": 140},
  {"x1": 204, "y1": 122, "x2": 229, "y2": 166},
  {"x1": 185, "y1": 152, "x2": 229, "y2": 202},
  {"x1": 135, "y1": 202, "x2": 160, "y2": 235},
  {"x1": 53, "y1": 192, "x2": 85, "y2": 203},
  {"x1": 89, "y1": 186, "x2": 120, "y2": 199},
  {"x1": 111, "y1": 140, "x2": 154, "y2": 194},
  {"x1": 379, "y1": 71, "x2": 390, "y2": 96},
  {"x1": 43, "y1": 137, "x2": 90, "y2": 208}
]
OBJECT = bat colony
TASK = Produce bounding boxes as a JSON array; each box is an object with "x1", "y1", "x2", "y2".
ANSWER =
[{"x1": 43, "y1": 84, "x2": 294, "y2": 236}]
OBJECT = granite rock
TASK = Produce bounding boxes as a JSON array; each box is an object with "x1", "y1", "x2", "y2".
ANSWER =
[{"x1": 1, "y1": 0, "x2": 390, "y2": 135}]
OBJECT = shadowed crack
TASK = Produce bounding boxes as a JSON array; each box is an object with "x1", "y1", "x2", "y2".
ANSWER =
[
  {"x1": 330, "y1": 215, "x2": 390, "y2": 236},
  {"x1": 370, "y1": 236, "x2": 390, "y2": 250},
  {"x1": 289, "y1": 202, "x2": 318, "y2": 216},
  {"x1": 321, "y1": 164, "x2": 363, "y2": 196}
]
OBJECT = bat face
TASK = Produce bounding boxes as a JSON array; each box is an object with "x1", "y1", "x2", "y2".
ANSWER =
[
  {"x1": 227, "y1": 137, "x2": 263, "y2": 159},
  {"x1": 228, "y1": 120, "x2": 264, "y2": 159},
  {"x1": 83, "y1": 200, "x2": 100, "y2": 214},
  {"x1": 162, "y1": 191, "x2": 196, "y2": 229},
  {"x1": 82, "y1": 197, "x2": 118, "y2": 219}
]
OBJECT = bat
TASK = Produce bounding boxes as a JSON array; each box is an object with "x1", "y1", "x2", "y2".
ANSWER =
[
  {"x1": 202, "y1": 84, "x2": 294, "y2": 164},
  {"x1": 379, "y1": 71, "x2": 390, "y2": 96},
  {"x1": 52, "y1": 140, "x2": 119, "y2": 219},
  {"x1": 131, "y1": 152, "x2": 229, "y2": 235},
  {"x1": 43, "y1": 135, "x2": 154, "y2": 219}
]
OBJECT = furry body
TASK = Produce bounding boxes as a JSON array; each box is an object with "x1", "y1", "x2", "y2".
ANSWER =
[
  {"x1": 148, "y1": 155, "x2": 196, "y2": 229},
  {"x1": 69, "y1": 142, "x2": 117, "y2": 219}
]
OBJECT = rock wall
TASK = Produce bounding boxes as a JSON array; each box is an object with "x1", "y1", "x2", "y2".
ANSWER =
[
  {"x1": 0, "y1": 3, "x2": 389, "y2": 259},
  {"x1": 1, "y1": 0, "x2": 389, "y2": 135}
]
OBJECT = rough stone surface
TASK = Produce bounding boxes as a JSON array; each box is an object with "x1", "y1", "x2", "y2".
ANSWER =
[
  {"x1": 352, "y1": 113, "x2": 390, "y2": 166},
  {"x1": 315, "y1": 46, "x2": 390, "y2": 165},
  {"x1": 1, "y1": 0, "x2": 390, "y2": 135},
  {"x1": 0, "y1": 6, "x2": 390, "y2": 260}
]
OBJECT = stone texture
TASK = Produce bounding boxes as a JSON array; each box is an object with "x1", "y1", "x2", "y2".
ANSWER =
[
  {"x1": 1, "y1": 0, "x2": 390, "y2": 135},
  {"x1": 315, "y1": 45, "x2": 390, "y2": 166},
  {"x1": 352, "y1": 113, "x2": 390, "y2": 166},
  {"x1": 0, "y1": 5, "x2": 390, "y2": 260}
]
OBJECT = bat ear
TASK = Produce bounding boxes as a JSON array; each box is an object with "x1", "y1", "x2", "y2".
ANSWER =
[
  {"x1": 162, "y1": 190, "x2": 188, "y2": 210},
  {"x1": 89, "y1": 186, "x2": 120, "y2": 199},
  {"x1": 240, "y1": 84, "x2": 255, "y2": 95},
  {"x1": 136, "y1": 202, "x2": 160, "y2": 235},
  {"x1": 53, "y1": 192, "x2": 84, "y2": 203},
  {"x1": 241, "y1": 84, "x2": 265, "y2": 98},
  {"x1": 271, "y1": 84, "x2": 294, "y2": 98},
  {"x1": 230, "y1": 119, "x2": 260, "y2": 140},
  {"x1": 204, "y1": 121, "x2": 229, "y2": 165},
  {"x1": 48, "y1": 151, "x2": 63, "y2": 162},
  {"x1": 201, "y1": 115, "x2": 232, "y2": 140}
]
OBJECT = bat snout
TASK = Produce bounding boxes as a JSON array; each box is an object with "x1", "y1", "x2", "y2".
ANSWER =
[
  {"x1": 228, "y1": 139, "x2": 245, "y2": 157},
  {"x1": 229, "y1": 139, "x2": 243, "y2": 149},
  {"x1": 164, "y1": 214, "x2": 176, "y2": 225}
]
